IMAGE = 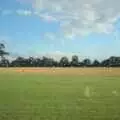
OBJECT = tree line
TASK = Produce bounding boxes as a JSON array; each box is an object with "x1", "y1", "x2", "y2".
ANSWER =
[{"x1": 0, "y1": 43, "x2": 120, "y2": 67}]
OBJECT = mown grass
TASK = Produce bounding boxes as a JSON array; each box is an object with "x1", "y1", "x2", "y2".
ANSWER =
[{"x1": 0, "y1": 70, "x2": 120, "y2": 120}]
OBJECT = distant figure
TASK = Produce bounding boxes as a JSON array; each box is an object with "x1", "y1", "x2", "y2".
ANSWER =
[
  {"x1": 112, "y1": 90, "x2": 119, "y2": 96},
  {"x1": 84, "y1": 86, "x2": 91, "y2": 98}
]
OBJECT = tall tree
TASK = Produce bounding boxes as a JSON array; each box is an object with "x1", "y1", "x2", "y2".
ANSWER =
[
  {"x1": 71, "y1": 55, "x2": 79, "y2": 67},
  {"x1": 109, "y1": 56, "x2": 120, "y2": 67},
  {"x1": 59, "y1": 56, "x2": 69, "y2": 67},
  {"x1": 92, "y1": 60, "x2": 100, "y2": 67},
  {"x1": 11, "y1": 57, "x2": 25, "y2": 67},
  {"x1": 82, "y1": 58, "x2": 91, "y2": 67},
  {"x1": 27, "y1": 57, "x2": 36, "y2": 67},
  {"x1": 0, "y1": 43, "x2": 9, "y2": 67},
  {"x1": 42, "y1": 57, "x2": 54, "y2": 67},
  {"x1": 101, "y1": 59, "x2": 110, "y2": 67},
  {"x1": 0, "y1": 43, "x2": 9, "y2": 59}
]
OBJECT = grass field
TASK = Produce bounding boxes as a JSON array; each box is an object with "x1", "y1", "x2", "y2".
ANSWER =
[{"x1": 0, "y1": 68, "x2": 120, "y2": 120}]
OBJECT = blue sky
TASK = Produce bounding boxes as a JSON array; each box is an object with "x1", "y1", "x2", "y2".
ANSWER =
[{"x1": 0, "y1": 0, "x2": 120, "y2": 60}]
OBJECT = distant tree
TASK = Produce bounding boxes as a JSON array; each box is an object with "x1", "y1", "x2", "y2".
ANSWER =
[
  {"x1": 0, "y1": 57, "x2": 9, "y2": 67},
  {"x1": 71, "y1": 55, "x2": 79, "y2": 67},
  {"x1": 0, "y1": 43, "x2": 9, "y2": 67},
  {"x1": 92, "y1": 60, "x2": 100, "y2": 67},
  {"x1": 47, "y1": 58, "x2": 55, "y2": 67},
  {"x1": 28, "y1": 57, "x2": 35, "y2": 67},
  {"x1": 42, "y1": 56, "x2": 48, "y2": 67},
  {"x1": 42, "y1": 57, "x2": 54, "y2": 67},
  {"x1": 100, "y1": 56, "x2": 120, "y2": 67},
  {"x1": 53, "y1": 61, "x2": 59, "y2": 67},
  {"x1": 59, "y1": 56, "x2": 69, "y2": 67},
  {"x1": 78, "y1": 62, "x2": 84, "y2": 67},
  {"x1": 11, "y1": 57, "x2": 26, "y2": 67},
  {"x1": 82, "y1": 58, "x2": 91, "y2": 67},
  {"x1": 34, "y1": 58, "x2": 42, "y2": 67},
  {"x1": 101, "y1": 59, "x2": 110, "y2": 67},
  {"x1": 109, "y1": 56, "x2": 120, "y2": 67},
  {"x1": 0, "y1": 43, "x2": 9, "y2": 59}
]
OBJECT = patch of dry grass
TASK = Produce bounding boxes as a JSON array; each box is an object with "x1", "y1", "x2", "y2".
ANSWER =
[{"x1": 2, "y1": 67, "x2": 120, "y2": 76}]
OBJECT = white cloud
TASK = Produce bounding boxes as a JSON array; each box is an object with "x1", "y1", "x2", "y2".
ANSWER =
[
  {"x1": 34, "y1": 11, "x2": 58, "y2": 22},
  {"x1": 30, "y1": 0, "x2": 120, "y2": 37},
  {"x1": 44, "y1": 33, "x2": 56, "y2": 40},
  {"x1": 16, "y1": 10, "x2": 32, "y2": 16},
  {"x1": 39, "y1": 13, "x2": 58, "y2": 22},
  {"x1": 0, "y1": 8, "x2": 32, "y2": 16}
]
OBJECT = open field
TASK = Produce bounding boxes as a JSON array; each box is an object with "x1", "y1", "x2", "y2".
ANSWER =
[{"x1": 0, "y1": 68, "x2": 120, "y2": 120}]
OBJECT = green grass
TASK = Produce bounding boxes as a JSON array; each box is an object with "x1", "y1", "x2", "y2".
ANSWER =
[{"x1": 0, "y1": 72, "x2": 120, "y2": 120}]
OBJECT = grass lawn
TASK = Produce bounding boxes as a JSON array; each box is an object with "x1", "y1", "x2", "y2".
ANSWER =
[{"x1": 0, "y1": 68, "x2": 120, "y2": 120}]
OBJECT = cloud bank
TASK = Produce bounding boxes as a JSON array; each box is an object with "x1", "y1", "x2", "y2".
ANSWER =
[
  {"x1": 16, "y1": 9, "x2": 32, "y2": 16},
  {"x1": 30, "y1": 0, "x2": 120, "y2": 36},
  {"x1": 1, "y1": 0, "x2": 120, "y2": 38}
]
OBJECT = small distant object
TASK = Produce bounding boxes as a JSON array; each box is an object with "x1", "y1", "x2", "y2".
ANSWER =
[
  {"x1": 52, "y1": 68, "x2": 55, "y2": 73},
  {"x1": 112, "y1": 90, "x2": 119, "y2": 96},
  {"x1": 84, "y1": 86, "x2": 91, "y2": 98},
  {"x1": 21, "y1": 69, "x2": 24, "y2": 72}
]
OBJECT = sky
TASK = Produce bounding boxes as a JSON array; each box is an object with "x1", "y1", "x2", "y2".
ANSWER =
[{"x1": 0, "y1": 0, "x2": 120, "y2": 61}]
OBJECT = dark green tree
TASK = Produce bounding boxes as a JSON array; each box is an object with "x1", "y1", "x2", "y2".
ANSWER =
[
  {"x1": 0, "y1": 43, "x2": 9, "y2": 67},
  {"x1": 42, "y1": 57, "x2": 54, "y2": 67},
  {"x1": 71, "y1": 55, "x2": 79, "y2": 67},
  {"x1": 92, "y1": 60, "x2": 100, "y2": 67},
  {"x1": 82, "y1": 58, "x2": 91, "y2": 67},
  {"x1": 59, "y1": 56, "x2": 69, "y2": 67},
  {"x1": 0, "y1": 43, "x2": 9, "y2": 59}
]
